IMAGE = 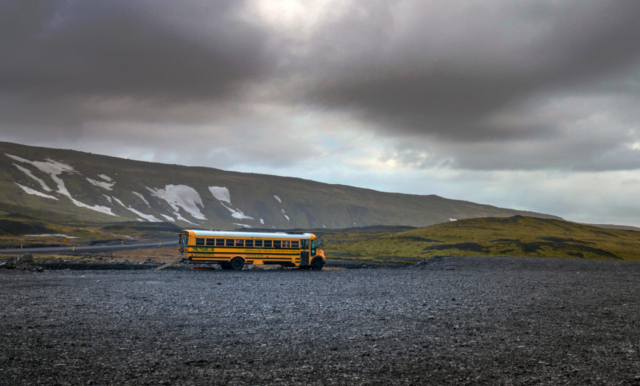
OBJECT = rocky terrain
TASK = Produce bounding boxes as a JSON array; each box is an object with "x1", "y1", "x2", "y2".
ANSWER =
[
  {"x1": 1, "y1": 256, "x2": 639, "y2": 385},
  {"x1": 0, "y1": 252, "x2": 397, "y2": 272}
]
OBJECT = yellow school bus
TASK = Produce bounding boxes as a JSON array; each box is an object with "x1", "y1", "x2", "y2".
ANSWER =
[{"x1": 178, "y1": 230, "x2": 326, "y2": 270}]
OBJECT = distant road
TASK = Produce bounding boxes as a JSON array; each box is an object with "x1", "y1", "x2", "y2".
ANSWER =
[{"x1": 0, "y1": 239, "x2": 178, "y2": 255}]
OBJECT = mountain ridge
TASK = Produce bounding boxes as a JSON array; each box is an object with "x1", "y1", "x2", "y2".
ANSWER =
[{"x1": 0, "y1": 141, "x2": 561, "y2": 229}]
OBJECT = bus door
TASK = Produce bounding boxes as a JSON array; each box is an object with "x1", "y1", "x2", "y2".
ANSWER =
[
  {"x1": 300, "y1": 239, "x2": 310, "y2": 265},
  {"x1": 179, "y1": 234, "x2": 187, "y2": 257}
]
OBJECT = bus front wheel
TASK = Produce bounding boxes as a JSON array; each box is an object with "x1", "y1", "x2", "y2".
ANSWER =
[
  {"x1": 310, "y1": 258, "x2": 324, "y2": 271},
  {"x1": 230, "y1": 257, "x2": 245, "y2": 271}
]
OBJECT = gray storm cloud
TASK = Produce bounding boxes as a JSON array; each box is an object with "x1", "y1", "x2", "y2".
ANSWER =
[
  {"x1": 0, "y1": 0, "x2": 270, "y2": 98},
  {"x1": 0, "y1": 0, "x2": 274, "y2": 139},
  {"x1": 1, "y1": 0, "x2": 639, "y2": 172},
  {"x1": 288, "y1": 1, "x2": 640, "y2": 170}
]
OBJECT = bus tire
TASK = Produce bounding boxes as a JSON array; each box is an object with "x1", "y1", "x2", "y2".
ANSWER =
[
  {"x1": 230, "y1": 257, "x2": 244, "y2": 271},
  {"x1": 310, "y1": 258, "x2": 324, "y2": 271}
]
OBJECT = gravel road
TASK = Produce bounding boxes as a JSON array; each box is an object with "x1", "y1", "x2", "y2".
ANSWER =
[
  {"x1": 0, "y1": 239, "x2": 178, "y2": 255},
  {"x1": 1, "y1": 256, "x2": 639, "y2": 385}
]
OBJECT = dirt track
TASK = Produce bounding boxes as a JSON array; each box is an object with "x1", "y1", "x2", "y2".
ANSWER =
[{"x1": 1, "y1": 256, "x2": 639, "y2": 385}]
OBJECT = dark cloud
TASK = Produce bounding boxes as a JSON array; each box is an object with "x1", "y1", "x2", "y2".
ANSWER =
[
  {"x1": 0, "y1": 0, "x2": 277, "y2": 141},
  {"x1": 1, "y1": 0, "x2": 639, "y2": 173},
  {"x1": 0, "y1": 0, "x2": 271, "y2": 100},
  {"x1": 295, "y1": 1, "x2": 640, "y2": 145}
]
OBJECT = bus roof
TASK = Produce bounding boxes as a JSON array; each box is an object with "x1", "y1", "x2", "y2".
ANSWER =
[{"x1": 183, "y1": 230, "x2": 314, "y2": 239}]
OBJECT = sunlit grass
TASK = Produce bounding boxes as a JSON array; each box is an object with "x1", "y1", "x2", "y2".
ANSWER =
[{"x1": 324, "y1": 216, "x2": 640, "y2": 261}]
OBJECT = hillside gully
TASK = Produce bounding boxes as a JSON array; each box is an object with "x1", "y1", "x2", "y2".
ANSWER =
[{"x1": 1, "y1": 256, "x2": 639, "y2": 385}]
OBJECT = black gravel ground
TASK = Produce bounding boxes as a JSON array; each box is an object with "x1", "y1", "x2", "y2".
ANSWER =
[{"x1": 1, "y1": 256, "x2": 639, "y2": 385}]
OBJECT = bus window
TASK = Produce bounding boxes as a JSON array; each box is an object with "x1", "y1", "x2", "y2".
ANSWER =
[
  {"x1": 301, "y1": 239, "x2": 309, "y2": 250},
  {"x1": 274, "y1": 240, "x2": 282, "y2": 249},
  {"x1": 282, "y1": 240, "x2": 290, "y2": 248},
  {"x1": 311, "y1": 240, "x2": 316, "y2": 255},
  {"x1": 216, "y1": 239, "x2": 224, "y2": 247},
  {"x1": 255, "y1": 240, "x2": 263, "y2": 247},
  {"x1": 206, "y1": 238, "x2": 215, "y2": 246},
  {"x1": 235, "y1": 239, "x2": 244, "y2": 247},
  {"x1": 264, "y1": 240, "x2": 272, "y2": 248},
  {"x1": 246, "y1": 239, "x2": 254, "y2": 247},
  {"x1": 226, "y1": 239, "x2": 234, "y2": 247},
  {"x1": 196, "y1": 238, "x2": 205, "y2": 246},
  {"x1": 292, "y1": 241, "x2": 299, "y2": 248}
]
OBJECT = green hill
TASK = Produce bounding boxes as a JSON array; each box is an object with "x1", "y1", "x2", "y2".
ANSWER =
[
  {"x1": 324, "y1": 216, "x2": 640, "y2": 262},
  {"x1": 0, "y1": 141, "x2": 560, "y2": 231}
]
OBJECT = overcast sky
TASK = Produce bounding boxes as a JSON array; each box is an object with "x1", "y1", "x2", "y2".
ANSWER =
[{"x1": 2, "y1": 0, "x2": 640, "y2": 226}]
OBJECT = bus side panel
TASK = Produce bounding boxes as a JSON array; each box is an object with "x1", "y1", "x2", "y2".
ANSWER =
[{"x1": 186, "y1": 246, "x2": 301, "y2": 266}]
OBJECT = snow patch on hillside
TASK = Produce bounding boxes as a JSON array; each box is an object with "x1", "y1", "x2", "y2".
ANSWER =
[
  {"x1": 449, "y1": 218, "x2": 457, "y2": 222},
  {"x1": 209, "y1": 186, "x2": 253, "y2": 220},
  {"x1": 173, "y1": 212, "x2": 197, "y2": 225},
  {"x1": 70, "y1": 200, "x2": 115, "y2": 216},
  {"x1": 284, "y1": 214, "x2": 290, "y2": 222},
  {"x1": 146, "y1": 184, "x2": 206, "y2": 220},
  {"x1": 6, "y1": 154, "x2": 76, "y2": 181},
  {"x1": 260, "y1": 218, "x2": 264, "y2": 225},
  {"x1": 132, "y1": 191, "x2": 150, "y2": 206},
  {"x1": 161, "y1": 214, "x2": 175, "y2": 222},
  {"x1": 87, "y1": 177, "x2": 115, "y2": 190},
  {"x1": 220, "y1": 202, "x2": 254, "y2": 220},
  {"x1": 5, "y1": 154, "x2": 30, "y2": 163},
  {"x1": 233, "y1": 223, "x2": 252, "y2": 228},
  {"x1": 70, "y1": 199, "x2": 115, "y2": 216},
  {"x1": 113, "y1": 196, "x2": 161, "y2": 222},
  {"x1": 13, "y1": 164, "x2": 52, "y2": 192},
  {"x1": 127, "y1": 208, "x2": 161, "y2": 222},
  {"x1": 209, "y1": 186, "x2": 231, "y2": 204},
  {"x1": 15, "y1": 183, "x2": 58, "y2": 200},
  {"x1": 124, "y1": 194, "x2": 195, "y2": 224},
  {"x1": 274, "y1": 195, "x2": 281, "y2": 203},
  {"x1": 98, "y1": 174, "x2": 112, "y2": 181},
  {"x1": 280, "y1": 208, "x2": 290, "y2": 222},
  {"x1": 103, "y1": 194, "x2": 112, "y2": 203},
  {"x1": 6, "y1": 154, "x2": 116, "y2": 216}
]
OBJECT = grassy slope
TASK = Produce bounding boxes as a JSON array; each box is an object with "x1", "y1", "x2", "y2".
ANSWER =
[
  {"x1": 0, "y1": 141, "x2": 560, "y2": 230},
  {"x1": 324, "y1": 216, "x2": 640, "y2": 262},
  {"x1": 0, "y1": 214, "x2": 181, "y2": 248}
]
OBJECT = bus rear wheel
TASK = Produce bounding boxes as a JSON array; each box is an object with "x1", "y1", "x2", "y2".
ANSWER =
[
  {"x1": 310, "y1": 258, "x2": 324, "y2": 271},
  {"x1": 230, "y1": 257, "x2": 245, "y2": 271}
]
